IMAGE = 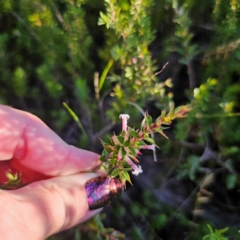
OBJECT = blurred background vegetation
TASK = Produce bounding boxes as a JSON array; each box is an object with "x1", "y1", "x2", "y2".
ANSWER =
[{"x1": 0, "y1": 0, "x2": 240, "y2": 239}]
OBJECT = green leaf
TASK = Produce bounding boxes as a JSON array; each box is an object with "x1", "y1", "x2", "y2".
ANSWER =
[
  {"x1": 141, "y1": 117, "x2": 147, "y2": 130},
  {"x1": 109, "y1": 159, "x2": 118, "y2": 165},
  {"x1": 111, "y1": 168, "x2": 120, "y2": 177},
  {"x1": 114, "y1": 145, "x2": 120, "y2": 151},
  {"x1": 154, "y1": 128, "x2": 168, "y2": 139},
  {"x1": 139, "y1": 141, "x2": 146, "y2": 146},
  {"x1": 104, "y1": 144, "x2": 114, "y2": 152},
  {"x1": 99, "y1": 155, "x2": 107, "y2": 162},
  {"x1": 117, "y1": 136, "x2": 125, "y2": 144},
  {"x1": 226, "y1": 174, "x2": 237, "y2": 189},
  {"x1": 120, "y1": 171, "x2": 132, "y2": 185},
  {"x1": 129, "y1": 147, "x2": 137, "y2": 155},
  {"x1": 121, "y1": 162, "x2": 132, "y2": 168},
  {"x1": 107, "y1": 168, "x2": 113, "y2": 176},
  {"x1": 203, "y1": 224, "x2": 228, "y2": 240},
  {"x1": 161, "y1": 110, "x2": 166, "y2": 118},
  {"x1": 99, "y1": 59, "x2": 114, "y2": 92},
  {"x1": 98, "y1": 11, "x2": 108, "y2": 26},
  {"x1": 144, "y1": 137, "x2": 155, "y2": 145},
  {"x1": 146, "y1": 115, "x2": 152, "y2": 126},
  {"x1": 101, "y1": 148, "x2": 108, "y2": 157},
  {"x1": 111, "y1": 135, "x2": 120, "y2": 145},
  {"x1": 123, "y1": 140, "x2": 130, "y2": 147},
  {"x1": 123, "y1": 168, "x2": 132, "y2": 171},
  {"x1": 102, "y1": 164, "x2": 108, "y2": 172},
  {"x1": 121, "y1": 147, "x2": 127, "y2": 156},
  {"x1": 128, "y1": 127, "x2": 139, "y2": 137},
  {"x1": 217, "y1": 227, "x2": 228, "y2": 234},
  {"x1": 63, "y1": 103, "x2": 86, "y2": 135}
]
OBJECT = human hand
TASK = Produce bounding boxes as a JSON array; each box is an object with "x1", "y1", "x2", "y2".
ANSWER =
[{"x1": 0, "y1": 105, "x2": 104, "y2": 239}]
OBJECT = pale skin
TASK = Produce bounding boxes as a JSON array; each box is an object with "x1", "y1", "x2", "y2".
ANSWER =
[{"x1": 0, "y1": 105, "x2": 101, "y2": 240}]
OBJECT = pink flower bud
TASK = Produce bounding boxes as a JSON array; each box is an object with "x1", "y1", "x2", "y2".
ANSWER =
[{"x1": 140, "y1": 145, "x2": 155, "y2": 150}]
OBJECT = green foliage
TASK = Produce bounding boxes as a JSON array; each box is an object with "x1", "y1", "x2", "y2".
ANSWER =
[
  {"x1": 171, "y1": 0, "x2": 199, "y2": 63},
  {"x1": 47, "y1": 214, "x2": 125, "y2": 240},
  {"x1": 98, "y1": 0, "x2": 173, "y2": 120},
  {"x1": 202, "y1": 224, "x2": 228, "y2": 240},
  {"x1": 78, "y1": 214, "x2": 125, "y2": 240},
  {"x1": 178, "y1": 155, "x2": 200, "y2": 181},
  {"x1": 0, "y1": 0, "x2": 95, "y2": 135},
  {"x1": 13, "y1": 67, "x2": 27, "y2": 96},
  {"x1": 1, "y1": 0, "x2": 240, "y2": 239},
  {"x1": 150, "y1": 214, "x2": 167, "y2": 229}
]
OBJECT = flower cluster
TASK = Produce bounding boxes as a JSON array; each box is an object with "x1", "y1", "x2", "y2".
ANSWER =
[{"x1": 99, "y1": 105, "x2": 191, "y2": 185}]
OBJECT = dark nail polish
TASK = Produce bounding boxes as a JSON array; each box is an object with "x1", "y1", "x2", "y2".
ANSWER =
[{"x1": 85, "y1": 176, "x2": 123, "y2": 210}]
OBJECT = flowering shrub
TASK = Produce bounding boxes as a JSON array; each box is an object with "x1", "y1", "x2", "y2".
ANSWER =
[{"x1": 99, "y1": 105, "x2": 191, "y2": 184}]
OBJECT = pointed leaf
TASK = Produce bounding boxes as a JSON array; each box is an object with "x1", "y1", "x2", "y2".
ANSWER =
[
  {"x1": 118, "y1": 147, "x2": 126, "y2": 159},
  {"x1": 144, "y1": 137, "x2": 156, "y2": 145},
  {"x1": 123, "y1": 168, "x2": 132, "y2": 171},
  {"x1": 217, "y1": 227, "x2": 228, "y2": 234},
  {"x1": 109, "y1": 159, "x2": 118, "y2": 165},
  {"x1": 128, "y1": 127, "x2": 139, "y2": 137},
  {"x1": 139, "y1": 141, "x2": 146, "y2": 146},
  {"x1": 154, "y1": 129, "x2": 168, "y2": 139},
  {"x1": 99, "y1": 155, "x2": 107, "y2": 162},
  {"x1": 101, "y1": 148, "x2": 108, "y2": 157},
  {"x1": 124, "y1": 140, "x2": 131, "y2": 147},
  {"x1": 120, "y1": 171, "x2": 132, "y2": 185},
  {"x1": 146, "y1": 115, "x2": 152, "y2": 126},
  {"x1": 117, "y1": 136, "x2": 125, "y2": 144},
  {"x1": 129, "y1": 147, "x2": 136, "y2": 155},
  {"x1": 112, "y1": 135, "x2": 120, "y2": 145},
  {"x1": 141, "y1": 116, "x2": 147, "y2": 130},
  {"x1": 111, "y1": 168, "x2": 120, "y2": 178},
  {"x1": 161, "y1": 110, "x2": 166, "y2": 118}
]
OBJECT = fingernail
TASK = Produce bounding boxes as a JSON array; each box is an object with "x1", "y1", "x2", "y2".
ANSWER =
[{"x1": 85, "y1": 176, "x2": 123, "y2": 210}]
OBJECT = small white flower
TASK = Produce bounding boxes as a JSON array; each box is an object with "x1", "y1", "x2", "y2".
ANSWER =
[
  {"x1": 132, "y1": 165, "x2": 143, "y2": 176},
  {"x1": 125, "y1": 157, "x2": 143, "y2": 176},
  {"x1": 119, "y1": 114, "x2": 130, "y2": 132},
  {"x1": 119, "y1": 114, "x2": 130, "y2": 120}
]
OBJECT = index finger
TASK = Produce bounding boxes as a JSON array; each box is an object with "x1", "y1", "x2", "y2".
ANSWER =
[{"x1": 0, "y1": 105, "x2": 100, "y2": 180}]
